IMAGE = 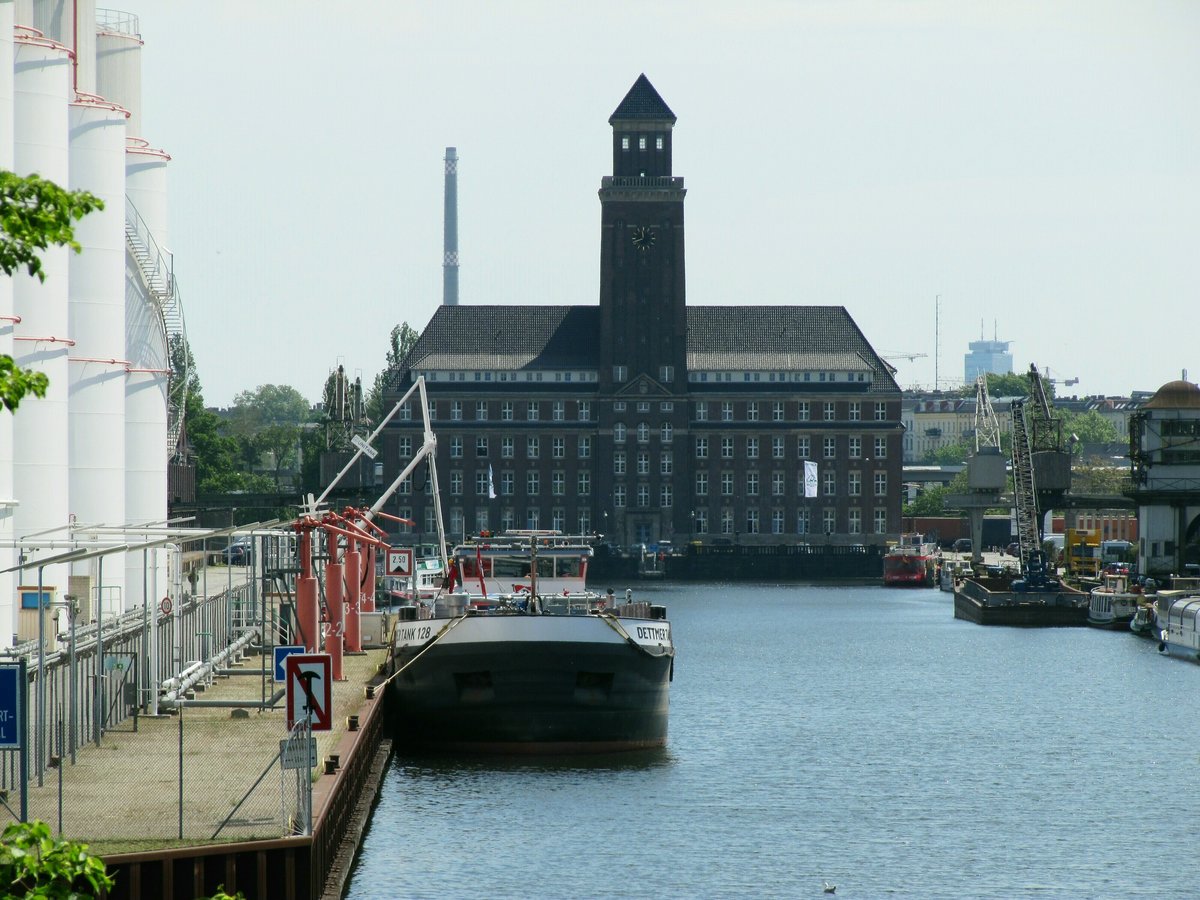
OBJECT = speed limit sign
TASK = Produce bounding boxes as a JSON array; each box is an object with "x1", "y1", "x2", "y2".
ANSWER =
[{"x1": 159, "y1": 596, "x2": 172, "y2": 615}]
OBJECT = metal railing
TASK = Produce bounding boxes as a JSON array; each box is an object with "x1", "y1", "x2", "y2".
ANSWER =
[{"x1": 95, "y1": 9, "x2": 140, "y2": 36}]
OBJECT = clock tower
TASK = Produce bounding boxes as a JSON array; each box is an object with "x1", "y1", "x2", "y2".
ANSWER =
[{"x1": 599, "y1": 74, "x2": 687, "y2": 393}]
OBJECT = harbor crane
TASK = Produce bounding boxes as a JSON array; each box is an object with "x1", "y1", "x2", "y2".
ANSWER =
[
  {"x1": 973, "y1": 375, "x2": 1002, "y2": 452},
  {"x1": 880, "y1": 351, "x2": 928, "y2": 363}
]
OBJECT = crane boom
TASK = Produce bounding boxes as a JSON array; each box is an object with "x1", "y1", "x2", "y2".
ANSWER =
[{"x1": 973, "y1": 375, "x2": 1001, "y2": 452}]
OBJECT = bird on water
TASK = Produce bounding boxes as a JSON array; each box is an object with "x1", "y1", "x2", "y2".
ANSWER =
[{"x1": 823, "y1": 882, "x2": 837, "y2": 894}]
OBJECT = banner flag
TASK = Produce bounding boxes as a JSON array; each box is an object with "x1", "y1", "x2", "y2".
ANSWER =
[
  {"x1": 488, "y1": 464, "x2": 496, "y2": 499},
  {"x1": 804, "y1": 460, "x2": 818, "y2": 498}
]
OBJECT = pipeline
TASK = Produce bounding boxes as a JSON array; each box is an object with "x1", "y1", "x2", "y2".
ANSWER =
[
  {"x1": 173, "y1": 688, "x2": 286, "y2": 710},
  {"x1": 160, "y1": 629, "x2": 258, "y2": 705}
]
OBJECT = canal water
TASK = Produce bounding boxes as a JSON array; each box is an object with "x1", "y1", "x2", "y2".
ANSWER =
[{"x1": 344, "y1": 584, "x2": 1200, "y2": 899}]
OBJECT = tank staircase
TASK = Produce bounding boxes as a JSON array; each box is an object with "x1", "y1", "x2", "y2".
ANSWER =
[{"x1": 125, "y1": 196, "x2": 188, "y2": 459}]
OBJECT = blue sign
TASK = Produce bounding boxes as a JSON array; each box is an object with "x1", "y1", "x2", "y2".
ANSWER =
[
  {"x1": 0, "y1": 664, "x2": 20, "y2": 749},
  {"x1": 273, "y1": 645, "x2": 305, "y2": 683}
]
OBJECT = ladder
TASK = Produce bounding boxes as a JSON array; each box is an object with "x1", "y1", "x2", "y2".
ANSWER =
[{"x1": 1010, "y1": 398, "x2": 1039, "y2": 566}]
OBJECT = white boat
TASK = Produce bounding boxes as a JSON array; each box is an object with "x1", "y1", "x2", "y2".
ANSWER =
[
  {"x1": 1130, "y1": 604, "x2": 1156, "y2": 636},
  {"x1": 1086, "y1": 573, "x2": 1142, "y2": 629},
  {"x1": 381, "y1": 543, "x2": 445, "y2": 605},
  {"x1": 388, "y1": 531, "x2": 674, "y2": 753},
  {"x1": 1154, "y1": 579, "x2": 1200, "y2": 663},
  {"x1": 938, "y1": 559, "x2": 972, "y2": 593}
]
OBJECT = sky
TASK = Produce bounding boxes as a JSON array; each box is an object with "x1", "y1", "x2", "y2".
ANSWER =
[{"x1": 128, "y1": 0, "x2": 1200, "y2": 408}]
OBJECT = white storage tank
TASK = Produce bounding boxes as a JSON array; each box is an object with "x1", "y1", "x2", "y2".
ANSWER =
[
  {"x1": 22, "y1": 0, "x2": 97, "y2": 94},
  {"x1": 1, "y1": 0, "x2": 16, "y2": 648},
  {"x1": 12, "y1": 26, "x2": 73, "y2": 620},
  {"x1": 95, "y1": 9, "x2": 142, "y2": 138},
  {"x1": 68, "y1": 95, "x2": 129, "y2": 613}
]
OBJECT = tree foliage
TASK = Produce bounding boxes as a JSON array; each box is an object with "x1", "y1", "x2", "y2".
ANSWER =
[
  {"x1": 0, "y1": 820, "x2": 114, "y2": 899},
  {"x1": 365, "y1": 322, "x2": 421, "y2": 423},
  {"x1": 959, "y1": 371, "x2": 1056, "y2": 401},
  {"x1": 1058, "y1": 408, "x2": 1121, "y2": 452},
  {"x1": 0, "y1": 170, "x2": 103, "y2": 412},
  {"x1": 226, "y1": 384, "x2": 313, "y2": 491}
]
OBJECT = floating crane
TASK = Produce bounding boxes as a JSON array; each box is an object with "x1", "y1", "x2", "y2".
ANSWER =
[
  {"x1": 1010, "y1": 364, "x2": 1068, "y2": 591},
  {"x1": 973, "y1": 375, "x2": 1001, "y2": 452}
]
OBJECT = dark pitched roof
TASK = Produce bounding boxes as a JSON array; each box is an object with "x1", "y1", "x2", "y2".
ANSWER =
[
  {"x1": 403, "y1": 304, "x2": 898, "y2": 393},
  {"x1": 402, "y1": 306, "x2": 600, "y2": 371},
  {"x1": 609, "y1": 74, "x2": 676, "y2": 124}
]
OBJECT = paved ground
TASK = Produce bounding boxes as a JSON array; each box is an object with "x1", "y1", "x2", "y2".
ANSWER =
[{"x1": 21, "y1": 645, "x2": 387, "y2": 851}]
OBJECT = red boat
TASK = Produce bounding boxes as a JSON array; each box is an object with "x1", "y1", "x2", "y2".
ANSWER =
[{"x1": 883, "y1": 533, "x2": 937, "y2": 586}]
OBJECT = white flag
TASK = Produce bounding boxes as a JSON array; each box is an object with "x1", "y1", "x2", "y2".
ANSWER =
[
  {"x1": 488, "y1": 464, "x2": 496, "y2": 499},
  {"x1": 804, "y1": 460, "x2": 818, "y2": 498}
]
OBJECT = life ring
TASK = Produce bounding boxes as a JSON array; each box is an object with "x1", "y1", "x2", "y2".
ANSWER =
[{"x1": 159, "y1": 596, "x2": 172, "y2": 615}]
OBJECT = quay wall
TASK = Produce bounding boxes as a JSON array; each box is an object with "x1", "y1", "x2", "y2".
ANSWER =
[{"x1": 102, "y1": 671, "x2": 391, "y2": 900}]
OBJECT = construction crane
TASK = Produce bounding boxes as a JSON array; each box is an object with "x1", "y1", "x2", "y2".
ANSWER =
[
  {"x1": 880, "y1": 351, "x2": 928, "y2": 363},
  {"x1": 973, "y1": 375, "x2": 1001, "y2": 452}
]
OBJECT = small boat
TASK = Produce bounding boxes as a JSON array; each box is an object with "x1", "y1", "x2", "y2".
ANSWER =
[
  {"x1": 938, "y1": 559, "x2": 972, "y2": 593},
  {"x1": 883, "y1": 533, "x2": 937, "y2": 587},
  {"x1": 1086, "y1": 572, "x2": 1142, "y2": 629},
  {"x1": 388, "y1": 531, "x2": 674, "y2": 753},
  {"x1": 1130, "y1": 604, "x2": 1156, "y2": 637},
  {"x1": 1154, "y1": 584, "x2": 1200, "y2": 663},
  {"x1": 953, "y1": 572, "x2": 1089, "y2": 627}
]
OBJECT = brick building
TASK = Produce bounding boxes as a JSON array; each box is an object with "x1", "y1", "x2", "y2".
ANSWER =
[{"x1": 382, "y1": 75, "x2": 903, "y2": 547}]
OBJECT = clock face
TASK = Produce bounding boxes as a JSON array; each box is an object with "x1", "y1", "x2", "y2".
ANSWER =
[{"x1": 631, "y1": 226, "x2": 656, "y2": 251}]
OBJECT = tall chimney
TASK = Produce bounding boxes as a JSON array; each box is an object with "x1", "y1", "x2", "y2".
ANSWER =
[{"x1": 443, "y1": 147, "x2": 459, "y2": 305}]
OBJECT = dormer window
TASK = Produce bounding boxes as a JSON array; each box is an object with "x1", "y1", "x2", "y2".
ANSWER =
[{"x1": 621, "y1": 136, "x2": 630, "y2": 151}]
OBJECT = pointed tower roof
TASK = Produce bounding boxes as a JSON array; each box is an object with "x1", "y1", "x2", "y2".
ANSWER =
[{"x1": 609, "y1": 74, "x2": 676, "y2": 124}]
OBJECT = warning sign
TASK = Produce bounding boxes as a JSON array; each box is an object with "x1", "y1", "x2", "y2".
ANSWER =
[
  {"x1": 387, "y1": 548, "x2": 414, "y2": 576},
  {"x1": 285, "y1": 654, "x2": 332, "y2": 732}
]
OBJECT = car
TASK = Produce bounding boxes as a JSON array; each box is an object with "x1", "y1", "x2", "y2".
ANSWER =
[
  {"x1": 953, "y1": 538, "x2": 972, "y2": 553},
  {"x1": 1005, "y1": 542, "x2": 1021, "y2": 558},
  {"x1": 223, "y1": 538, "x2": 253, "y2": 565}
]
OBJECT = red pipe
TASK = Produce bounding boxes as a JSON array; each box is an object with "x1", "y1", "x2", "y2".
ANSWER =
[
  {"x1": 363, "y1": 544, "x2": 377, "y2": 613},
  {"x1": 325, "y1": 560, "x2": 344, "y2": 681},
  {"x1": 344, "y1": 545, "x2": 362, "y2": 653}
]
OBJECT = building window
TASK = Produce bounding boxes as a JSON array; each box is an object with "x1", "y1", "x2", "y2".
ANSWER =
[
  {"x1": 849, "y1": 436, "x2": 861, "y2": 459},
  {"x1": 874, "y1": 472, "x2": 887, "y2": 496},
  {"x1": 823, "y1": 508, "x2": 836, "y2": 534},
  {"x1": 614, "y1": 422, "x2": 627, "y2": 443},
  {"x1": 614, "y1": 485, "x2": 626, "y2": 508},
  {"x1": 637, "y1": 401, "x2": 650, "y2": 413},
  {"x1": 476, "y1": 401, "x2": 488, "y2": 421},
  {"x1": 660, "y1": 452, "x2": 673, "y2": 475},
  {"x1": 797, "y1": 509, "x2": 811, "y2": 535},
  {"x1": 696, "y1": 437, "x2": 709, "y2": 459},
  {"x1": 637, "y1": 422, "x2": 650, "y2": 443},
  {"x1": 747, "y1": 402, "x2": 759, "y2": 422},
  {"x1": 874, "y1": 508, "x2": 888, "y2": 534},
  {"x1": 527, "y1": 471, "x2": 540, "y2": 496},
  {"x1": 797, "y1": 436, "x2": 810, "y2": 458},
  {"x1": 450, "y1": 471, "x2": 463, "y2": 496},
  {"x1": 527, "y1": 437, "x2": 540, "y2": 459},
  {"x1": 614, "y1": 401, "x2": 626, "y2": 412},
  {"x1": 746, "y1": 508, "x2": 760, "y2": 534},
  {"x1": 621, "y1": 135, "x2": 630, "y2": 150},
  {"x1": 424, "y1": 507, "x2": 437, "y2": 533},
  {"x1": 660, "y1": 484, "x2": 673, "y2": 508},
  {"x1": 614, "y1": 365, "x2": 628, "y2": 383},
  {"x1": 527, "y1": 401, "x2": 539, "y2": 421},
  {"x1": 526, "y1": 508, "x2": 540, "y2": 529},
  {"x1": 552, "y1": 471, "x2": 565, "y2": 496},
  {"x1": 695, "y1": 401, "x2": 708, "y2": 422},
  {"x1": 450, "y1": 508, "x2": 464, "y2": 536},
  {"x1": 639, "y1": 135, "x2": 647, "y2": 150},
  {"x1": 721, "y1": 508, "x2": 734, "y2": 535},
  {"x1": 823, "y1": 437, "x2": 836, "y2": 459},
  {"x1": 660, "y1": 365, "x2": 674, "y2": 382},
  {"x1": 798, "y1": 402, "x2": 810, "y2": 421},
  {"x1": 637, "y1": 484, "x2": 650, "y2": 508},
  {"x1": 656, "y1": 135, "x2": 664, "y2": 150},
  {"x1": 848, "y1": 471, "x2": 861, "y2": 497},
  {"x1": 578, "y1": 509, "x2": 591, "y2": 533},
  {"x1": 578, "y1": 436, "x2": 592, "y2": 458},
  {"x1": 501, "y1": 470, "x2": 514, "y2": 496},
  {"x1": 721, "y1": 471, "x2": 734, "y2": 496},
  {"x1": 476, "y1": 437, "x2": 488, "y2": 457},
  {"x1": 721, "y1": 437, "x2": 734, "y2": 459},
  {"x1": 772, "y1": 436, "x2": 785, "y2": 459},
  {"x1": 636, "y1": 452, "x2": 650, "y2": 475},
  {"x1": 695, "y1": 508, "x2": 709, "y2": 534},
  {"x1": 501, "y1": 401, "x2": 513, "y2": 421},
  {"x1": 875, "y1": 402, "x2": 887, "y2": 421},
  {"x1": 849, "y1": 508, "x2": 862, "y2": 535},
  {"x1": 552, "y1": 401, "x2": 565, "y2": 421},
  {"x1": 660, "y1": 401, "x2": 673, "y2": 412},
  {"x1": 771, "y1": 508, "x2": 785, "y2": 535},
  {"x1": 823, "y1": 471, "x2": 836, "y2": 496},
  {"x1": 823, "y1": 402, "x2": 836, "y2": 421},
  {"x1": 552, "y1": 437, "x2": 565, "y2": 459},
  {"x1": 578, "y1": 401, "x2": 591, "y2": 421},
  {"x1": 399, "y1": 402, "x2": 412, "y2": 421},
  {"x1": 849, "y1": 402, "x2": 861, "y2": 422},
  {"x1": 476, "y1": 470, "x2": 489, "y2": 496},
  {"x1": 501, "y1": 437, "x2": 514, "y2": 459},
  {"x1": 551, "y1": 508, "x2": 566, "y2": 531},
  {"x1": 661, "y1": 422, "x2": 673, "y2": 443},
  {"x1": 578, "y1": 471, "x2": 591, "y2": 496},
  {"x1": 398, "y1": 477, "x2": 411, "y2": 495},
  {"x1": 746, "y1": 472, "x2": 759, "y2": 497},
  {"x1": 874, "y1": 436, "x2": 887, "y2": 459},
  {"x1": 772, "y1": 471, "x2": 785, "y2": 497},
  {"x1": 773, "y1": 402, "x2": 785, "y2": 422},
  {"x1": 721, "y1": 401, "x2": 734, "y2": 422},
  {"x1": 746, "y1": 437, "x2": 759, "y2": 460},
  {"x1": 451, "y1": 400, "x2": 463, "y2": 421},
  {"x1": 696, "y1": 471, "x2": 709, "y2": 496},
  {"x1": 450, "y1": 437, "x2": 463, "y2": 459},
  {"x1": 614, "y1": 452, "x2": 626, "y2": 475},
  {"x1": 398, "y1": 436, "x2": 412, "y2": 458}
]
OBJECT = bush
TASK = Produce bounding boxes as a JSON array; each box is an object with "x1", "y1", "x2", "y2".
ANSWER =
[{"x1": 0, "y1": 820, "x2": 114, "y2": 898}]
